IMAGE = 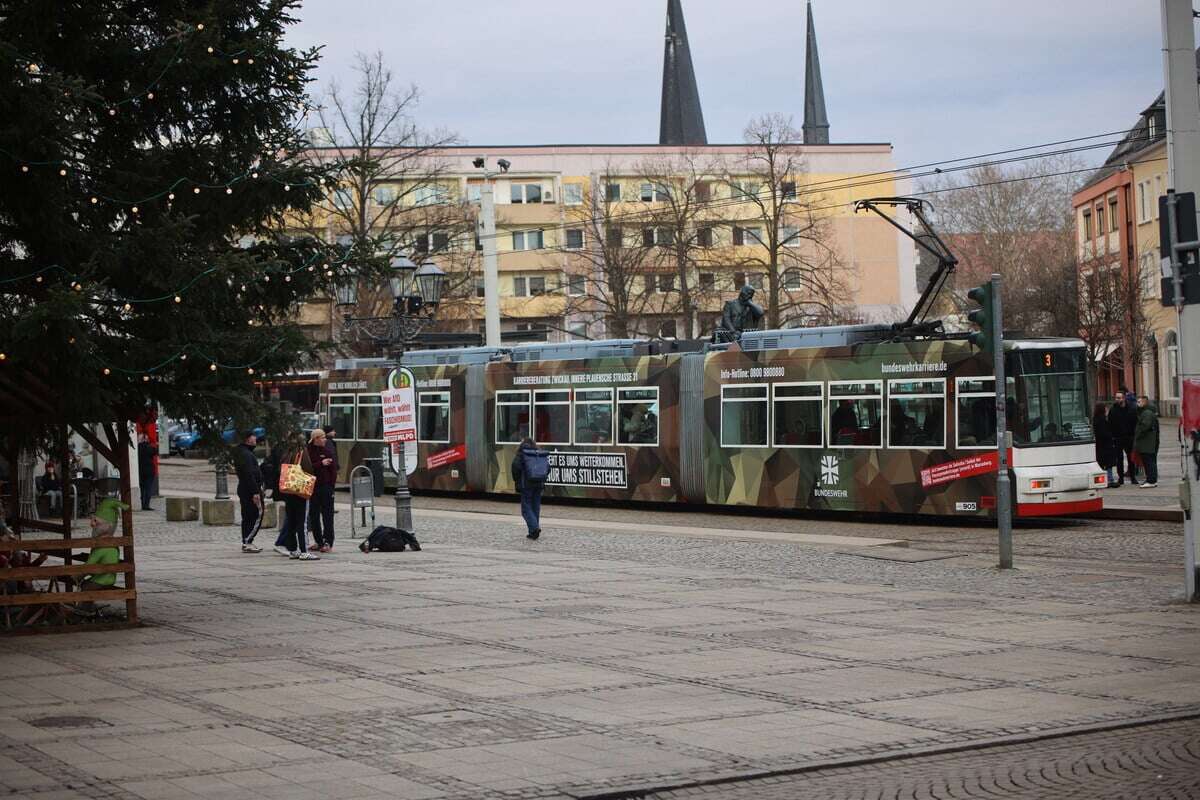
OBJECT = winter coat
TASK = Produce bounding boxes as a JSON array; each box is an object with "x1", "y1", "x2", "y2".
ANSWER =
[
  {"x1": 1108, "y1": 401, "x2": 1137, "y2": 441},
  {"x1": 232, "y1": 442, "x2": 262, "y2": 494},
  {"x1": 307, "y1": 442, "x2": 338, "y2": 486},
  {"x1": 1133, "y1": 405, "x2": 1160, "y2": 455},
  {"x1": 1092, "y1": 411, "x2": 1118, "y2": 469},
  {"x1": 510, "y1": 444, "x2": 548, "y2": 492}
]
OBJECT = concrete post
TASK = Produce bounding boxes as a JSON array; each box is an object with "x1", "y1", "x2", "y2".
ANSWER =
[{"x1": 481, "y1": 181, "x2": 501, "y2": 347}]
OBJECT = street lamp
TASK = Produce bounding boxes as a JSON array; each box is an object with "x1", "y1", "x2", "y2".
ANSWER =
[{"x1": 340, "y1": 255, "x2": 447, "y2": 532}]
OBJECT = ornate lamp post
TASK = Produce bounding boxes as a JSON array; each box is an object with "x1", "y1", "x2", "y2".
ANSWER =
[{"x1": 337, "y1": 255, "x2": 446, "y2": 531}]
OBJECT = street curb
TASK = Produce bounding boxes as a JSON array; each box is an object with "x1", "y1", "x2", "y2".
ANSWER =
[
  {"x1": 1077, "y1": 506, "x2": 1184, "y2": 522},
  {"x1": 569, "y1": 709, "x2": 1200, "y2": 800}
]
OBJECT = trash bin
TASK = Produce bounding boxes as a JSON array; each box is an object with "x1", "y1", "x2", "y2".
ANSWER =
[{"x1": 364, "y1": 458, "x2": 384, "y2": 496}]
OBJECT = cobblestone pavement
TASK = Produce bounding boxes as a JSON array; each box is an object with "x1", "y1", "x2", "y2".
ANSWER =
[
  {"x1": 647, "y1": 716, "x2": 1200, "y2": 800},
  {"x1": 3, "y1": 481, "x2": 1198, "y2": 799}
]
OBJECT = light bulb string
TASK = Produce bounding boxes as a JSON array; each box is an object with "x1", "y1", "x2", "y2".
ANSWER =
[{"x1": 95, "y1": 341, "x2": 285, "y2": 376}]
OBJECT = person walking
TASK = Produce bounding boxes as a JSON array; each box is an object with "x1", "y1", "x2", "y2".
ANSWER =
[
  {"x1": 1108, "y1": 390, "x2": 1137, "y2": 486},
  {"x1": 232, "y1": 430, "x2": 264, "y2": 553},
  {"x1": 510, "y1": 437, "x2": 549, "y2": 540},
  {"x1": 306, "y1": 428, "x2": 336, "y2": 552},
  {"x1": 1092, "y1": 403, "x2": 1118, "y2": 485},
  {"x1": 1133, "y1": 395, "x2": 1160, "y2": 488},
  {"x1": 274, "y1": 432, "x2": 319, "y2": 560},
  {"x1": 136, "y1": 433, "x2": 156, "y2": 511}
]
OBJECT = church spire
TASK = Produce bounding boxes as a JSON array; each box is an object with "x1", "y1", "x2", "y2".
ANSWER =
[
  {"x1": 802, "y1": 0, "x2": 830, "y2": 144},
  {"x1": 659, "y1": 0, "x2": 707, "y2": 146}
]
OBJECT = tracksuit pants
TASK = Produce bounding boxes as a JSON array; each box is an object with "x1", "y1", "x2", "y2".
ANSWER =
[{"x1": 238, "y1": 488, "x2": 263, "y2": 545}]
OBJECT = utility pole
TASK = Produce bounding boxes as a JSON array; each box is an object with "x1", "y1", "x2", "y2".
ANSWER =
[
  {"x1": 1160, "y1": 0, "x2": 1200, "y2": 601},
  {"x1": 991, "y1": 274, "x2": 1013, "y2": 569},
  {"x1": 480, "y1": 181, "x2": 501, "y2": 347}
]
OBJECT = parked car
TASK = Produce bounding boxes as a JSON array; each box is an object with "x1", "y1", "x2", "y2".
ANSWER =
[
  {"x1": 300, "y1": 413, "x2": 321, "y2": 440},
  {"x1": 173, "y1": 423, "x2": 266, "y2": 456}
]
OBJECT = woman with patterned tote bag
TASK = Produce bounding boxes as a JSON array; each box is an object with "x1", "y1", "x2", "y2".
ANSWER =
[{"x1": 276, "y1": 433, "x2": 319, "y2": 561}]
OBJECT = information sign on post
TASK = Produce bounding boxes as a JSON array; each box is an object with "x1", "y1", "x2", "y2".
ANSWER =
[{"x1": 382, "y1": 367, "x2": 416, "y2": 444}]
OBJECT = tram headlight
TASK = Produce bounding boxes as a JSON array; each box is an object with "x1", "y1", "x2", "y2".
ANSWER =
[{"x1": 1030, "y1": 478, "x2": 1052, "y2": 490}]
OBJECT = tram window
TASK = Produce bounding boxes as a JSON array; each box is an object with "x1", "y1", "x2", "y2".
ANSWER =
[
  {"x1": 721, "y1": 384, "x2": 769, "y2": 447},
  {"x1": 329, "y1": 394, "x2": 355, "y2": 440},
  {"x1": 1012, "y1": 352, "x2": 1092, "y2": 445},
  {"x1": 496, "y1": 390, "x2": 530, "y2": 444},
  {"x1": 356, "y1": 394, "x2": 384, "y2": 441},
  {"x1": 418, "y1": 391, "x2": 450, "y2": 444},
  {"x1": 574, "y1": 389, "x2": 613, "y2": 444},
  {"x1": 828, "y1": 381, "x2": 883, "y2": 448},
  {"x1": 617, "y1": 387, "x2": 659, "y2": 446},
  {"x1": 772, "y1": 383, "x2": 822, "y2": 448},
  {"x1": 887, "y1": 379, "x2": 945, "y2": 449},
  {"x1": 534, "y1": 390, "x2": 572, "y2": 445},
  {"x1": 956, "y1": 377, "x2": 996, "y2": 449}
]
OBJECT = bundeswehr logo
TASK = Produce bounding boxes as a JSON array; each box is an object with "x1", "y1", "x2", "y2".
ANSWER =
[{"x1": 820, "y1": 455, "x2": 840, "y2": 486}]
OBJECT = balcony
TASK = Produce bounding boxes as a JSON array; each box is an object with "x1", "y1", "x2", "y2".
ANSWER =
[{"x1": 497, "y1": 203, "x2": 561, "y2": 226}]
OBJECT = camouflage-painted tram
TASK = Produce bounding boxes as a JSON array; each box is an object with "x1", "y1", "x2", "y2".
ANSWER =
[{"x1": 318, "y1": 325, "x2": 1106, "y2": 519}]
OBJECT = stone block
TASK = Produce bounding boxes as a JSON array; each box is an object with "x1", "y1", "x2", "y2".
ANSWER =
[
  {"x1": 165, "y1": 496, "x2": 199, "y2": 522},
  {"x1": 201, "y1": 499, "x2": 235, "y2": 526}
]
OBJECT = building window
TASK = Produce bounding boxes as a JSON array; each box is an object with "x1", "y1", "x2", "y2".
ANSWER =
[
  {"x1": 782, "y1": 269, "x2": 802, "y2": 290},
  {"x1": 563, "y1": 183, "x2": 584, "y2": 205},
  {"x1": 475, "y1": 278, "x2": 485, "y2": 298},
  {"x1": 513, "y1": 275, "x2": 547, "y2": 297},
  {"x1": 773, "y1": 383, "x2": 823, "y2": 447},
  {"x1": 698, "y1": 272, "x2": 715, "y2": 291},
  {"x1": 781, "y1": 225, "x2": 801, "y2": 247},
  {"x1": 604, "y1": 182, "x2": 621, "y2": 202},
  {"x1": 606, "y1": 226, "x2": 623, "y2": 248},
  {"x1": 333, "y1": 188, "x2": 354, "y2": 211},
  {"x1": 1109, "y1": 197, "x2": 1118, "y2": 232},
  {"x1": 643, "y1": 227, "x2": 673, "y2": 246},
  {"x1": 732, "y1": 272, "x2": 745, "y2": 290},
  {"x1": 329, "y1": 394, "x2": 355, "y2": 440},
  {"x1": 733, "y1": 226, "x2": 763, "y2": 246},
  {"x1": 697, "y1": 226, "x2": 714, "y2": 248},
  {"x1": 533, "y1": 390, "x2": 571, "y2": 445},
  {"x1": 356, "y1": 394, "x2": 384, "y2": 442},
  {"x1": 696, "y1": 181, "x2": 712, "y2": 202},
  {"x1": 567, "y1": 274, "x2": 586, "y2": 295},
  {"x1": 828, "y1": 381, "x2": 883, "y2": 448},
  {"x1": 467, "y1": 184, "x2": 482, "y2": 204},
  {"x1": 495, "y1": 390, "x2": 530, "y2": 443},
  {"x1": 418, "y1": 391, "x2": 450, "y2": 443},
  {"x1": 1147, "y1": 114, "x2": 1158, "y2": 139},
  {"x1": 660, "y1": 274, "x2": 676, "y2": 293},
  {"x1": 414, "y1": 232, "x2": 450, "y2": 253},
  {"x1": 565, "y1": 228, "x2": 584, "y2": 250},
  {"x1": 1082, "y1": 210, "x2": 1093, "y2": 240},
  {"x1": 956, "y1": 377, "x2": 996, "y2": 449},
  {"x1": 781, "y1": 181, "x2": 797, "y2": 200},
  {"x1": 371, "y1": 185, "x2": 395, "y2": 206},
  {"x1": 640, "y1": 183, "x2": 670, "y2": 202},
  {"x1": 567, "y1": 322, "x2": 588, "y2": 341},
  {"x1": 659, "y1": 319, "x2": 677, "y2": 339},
  {"x1": 887, "y1": 379, "x2": 945, "y2": 449},
  {"x1": 413, "y1": 185, "x2": 449, "y2": 206},
  {"x1": 721, "y1": 384, "x2": 769, "y2": 447},
  {"x1": 731, "y1": 180, "x2": 762, "y2": 201},
  {"x1": 510, "y1": 183, "x2": 542, "y2": 204},
  {"x1": 1138, "y1": 183, "x2": 1148, "y2": 224},
  {"x1": 574, "y1": 389, "x2": 612, "y2": 443},
  {"x1": 512, "y1": 229, "x2": 545, "y2": 251},
  {"x1": 1096, "y1": 205, "x2": 1105, "y2": 236},
  {"x1": 617, "y1": 387, "x2": 659, "y2": 445}
]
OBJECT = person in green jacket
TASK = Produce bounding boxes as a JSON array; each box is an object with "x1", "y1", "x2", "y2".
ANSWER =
[
  {"x1": 82, "y1": 497, "x2": 126, "y2": 590},
  {"x1": 1133, "y1": 396, "x2": 1160, "y2": 488}
]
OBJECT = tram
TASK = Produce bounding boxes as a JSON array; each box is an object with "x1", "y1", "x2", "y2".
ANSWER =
[{"x1": 317, "y1": 327, "x2": 1105, "y2": 520}]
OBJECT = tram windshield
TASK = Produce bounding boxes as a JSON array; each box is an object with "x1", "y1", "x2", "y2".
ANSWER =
[{"x1": 1007, "y1": 348, "x2": 1092, "y2": 446}]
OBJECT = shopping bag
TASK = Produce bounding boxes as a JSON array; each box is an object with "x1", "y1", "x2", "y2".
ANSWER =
[{"x1": 278, "y1": 453, "x2": 316, "y2": 499}]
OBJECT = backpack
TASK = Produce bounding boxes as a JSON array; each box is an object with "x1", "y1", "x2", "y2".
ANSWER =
[
  {"x1": 523, "y1": 449, "x2": 550, "y2": 484},
  {"x1": 359, "y1": 526, "x2": 421, "y2": 553}
]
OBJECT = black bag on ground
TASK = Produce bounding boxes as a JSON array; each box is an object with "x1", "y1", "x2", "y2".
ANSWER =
[{"x1": 360, "y1": 526, "x2": 421, "y2": 553}]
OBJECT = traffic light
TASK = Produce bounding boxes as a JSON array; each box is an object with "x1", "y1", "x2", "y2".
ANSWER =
[{"x1": 966, "y1": 282, "x2": 995, "y2": 353}]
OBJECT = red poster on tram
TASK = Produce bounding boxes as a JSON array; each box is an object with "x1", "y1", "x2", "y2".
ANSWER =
[{"x1": 920, "y1": 451, "x2": 1000, "y2": 489}]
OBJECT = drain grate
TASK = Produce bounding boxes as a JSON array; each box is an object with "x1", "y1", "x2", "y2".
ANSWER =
[{"x1": 27, "y1": 715, "x2": 111, "y2": 730}]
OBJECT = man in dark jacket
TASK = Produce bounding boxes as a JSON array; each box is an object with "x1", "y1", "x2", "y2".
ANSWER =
[
  {"x1": 1108, "y1": 391, "x2": 1137, "y2": 486},
  {"x1": 511, "y1": 437, "x2": 548, "y2": 540},
  {"x1": 1134, "y1": 396, "x2": 1160, "y2": 488},
  {"x1": 136, "y1": 433, "x2": 156, "y2": 511},
  {"x1": 233, "y1": 431, "x2": 264, "y2": 552},
  {"x1": 307, "y1": 428, "x2": 337, "y2": 551}
]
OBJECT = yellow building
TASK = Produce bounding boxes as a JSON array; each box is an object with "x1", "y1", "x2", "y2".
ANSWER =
[{"x1": 1129, "y1": 96, "x2": 1182, "y2": 416}]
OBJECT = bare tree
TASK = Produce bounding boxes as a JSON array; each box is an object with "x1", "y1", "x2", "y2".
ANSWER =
[
  {"x1": 720, "y1": 114, "x2": 849, "y2": 329},
  {"x1": 922, "y1": 157, "x2": 1083, "y2": 338},
  {"x1": 1076, "y1": 254, "x2": 1152, "y2": 372},
  {"x1": 298, "y1": 52, "x2": 477, "y2": 351}
]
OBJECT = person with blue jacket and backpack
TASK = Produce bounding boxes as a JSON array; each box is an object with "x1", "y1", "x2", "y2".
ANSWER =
[{"x1": 511, "y1": 437, "x2": 549, "y2": 540}]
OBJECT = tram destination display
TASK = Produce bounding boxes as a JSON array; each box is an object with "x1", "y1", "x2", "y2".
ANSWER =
[{"x1": 546, "y1": 451, "x2": 627, "y2": 489}]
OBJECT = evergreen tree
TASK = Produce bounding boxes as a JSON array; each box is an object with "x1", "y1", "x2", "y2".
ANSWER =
[{"x1": 0, "y1": 1, "x2": 335, "y2": 453}]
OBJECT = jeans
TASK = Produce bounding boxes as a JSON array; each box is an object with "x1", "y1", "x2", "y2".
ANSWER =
[
  {"x1": 275, "y1": 495, "x2": 309, "y2": 553},
  {"x1": 139, "y1": 477, "x2": 153, "y2": 510},
  {"x1": 238, "y1": 488, "x2": 262, "y2": 545},
  {"x1": 1139, "y1": 451, "x2": 1158, "y2": 484},
  {"x1": 43, "y1": 490, "x2": 62, "y2": 514},
  {"x1": 308, "y1": 484, "x2": 335, "y2": 547},
  {"x1": 519, "y1": 486, "x2": 543, "y2": 534},
  {"x1": 1106, "y1": 467, "x2": 1116, "y2": 484},
  {"x1": 1118, "y1": 438, "x2": 1137, "y2": 483}
]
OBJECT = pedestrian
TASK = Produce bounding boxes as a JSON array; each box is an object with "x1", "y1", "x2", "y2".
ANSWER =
[
  {"x1": 1133, "y1": 395, "x2": 1160, "y2": 488},
  {"x1": 306, "y1": 428, "x2": 336, "y2": 552},
  {"x1": 136, "y1": 433, "x2": 156, "y2": 511},
  {"x1": 1108, "y1": 390, "x2": 1137, "y2": 486},
  {"x1": 232, "y1": 430, "x2": 264, "y2": 553},
  {"x1": 273, "y1": 432, "x2": 319, "y2": 560},
  {"x1": 510, "y1": 436, "x2": 549, "y2": 540},
  {"x1": 260, "y1": 436, "x2": 283, "y2": 501},
  {"x1": 1091, "y1": 403, "x2": 1118, "y2": 484},
  {"x1": 39, "y1": 459, "x2": 63, "y2": 515}
]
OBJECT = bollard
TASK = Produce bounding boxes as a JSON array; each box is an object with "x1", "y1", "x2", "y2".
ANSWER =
[{"x1": 214, "y1": 467, "x2": 229, "y2": 499}]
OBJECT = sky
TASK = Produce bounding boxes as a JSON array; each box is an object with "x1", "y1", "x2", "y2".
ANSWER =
[{"x1": 285, "y1": 0, "x2": 1177, "y2": 171}]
